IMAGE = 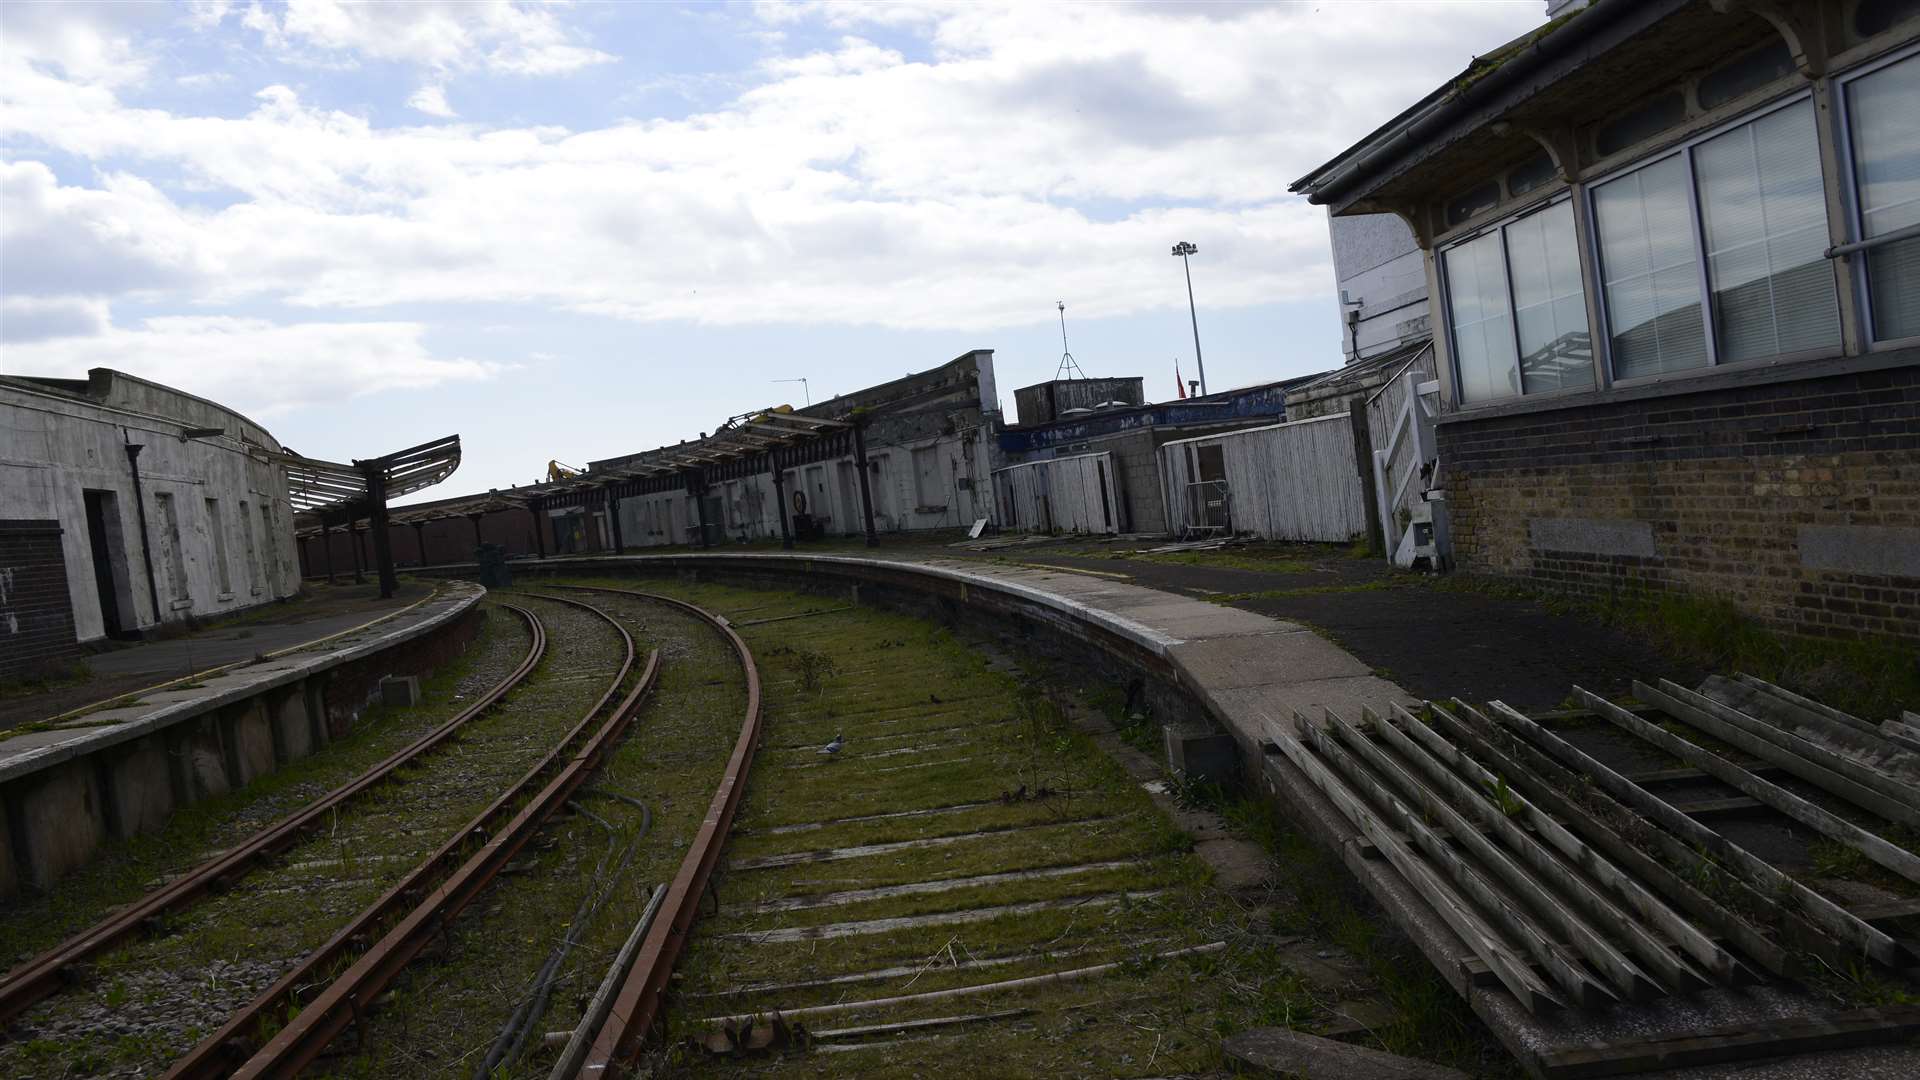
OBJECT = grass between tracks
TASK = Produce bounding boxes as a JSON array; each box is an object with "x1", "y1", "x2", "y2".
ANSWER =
[
  {"x1": 507, "y1": 577, "x2": 1508, "y2": 1080},
  {"x1": 323, "y1": 590, "x2": 751, "y2": 1079}
]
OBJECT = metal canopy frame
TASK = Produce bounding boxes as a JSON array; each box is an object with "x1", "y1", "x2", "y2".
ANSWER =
[
  {"x1": 527, "y1": 405, "x2": 876, "y2": 555},
  {"x1": 284, "y1": 435, "x2": 461, "y2": 597},
  {"x1": 295, "y1": 403, "x2": 880, "y2": 574}
]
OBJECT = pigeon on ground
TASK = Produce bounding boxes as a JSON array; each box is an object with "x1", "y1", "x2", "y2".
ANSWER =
[{"x1": 818, "y1": 734, "x2": 844, "y2": 757}]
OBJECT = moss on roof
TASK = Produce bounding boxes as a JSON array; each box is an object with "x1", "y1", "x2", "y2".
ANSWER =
[{"x1": 1449, "y1": 5, "x2": 1588, "y2": 97}]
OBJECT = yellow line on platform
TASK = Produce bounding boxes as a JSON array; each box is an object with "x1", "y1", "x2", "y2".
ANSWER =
[
  {"x1": 1009, "y1": 562, "x2": 1133, "y2": 580},
  {"x1": 37, "y1": 586, "x2": 442, "y2": 727}
]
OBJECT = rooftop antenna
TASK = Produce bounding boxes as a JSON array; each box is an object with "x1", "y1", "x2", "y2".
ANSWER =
[
  {"x1": 1054, "y1": 301, "x2": 1087, "y2": 381},
  {"x1": 772, "y1": 377, "x2": 811, "y2": 406}
]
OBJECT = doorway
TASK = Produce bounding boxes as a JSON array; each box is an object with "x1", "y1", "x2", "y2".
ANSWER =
[{"x1": 82, "y1": 489, "x2": 136, "y2": 637}]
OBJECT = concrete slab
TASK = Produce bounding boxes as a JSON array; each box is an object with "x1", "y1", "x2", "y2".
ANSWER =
[
  {"x1": 1223, "y1": 1026, "x2": 1468, "y2": 1079},
  {"x1": 52, "y1": 708, "x2": 147, "y2": 729},
  {"x1": 1207, "y1": 677, "x2": 1415, "y2": 733},
  {"x1": 227, "y1": 702, "x2": 277, "y2": 787},
  {"x1": 0, "y1": 728, "x2": 98, "y2": 763},
  {"x1": 1171, "y1": 632, "x2": 1372, "y2": 691},
  {"x1": 0, "y1": 582, "x2": 482, "y2": 786},
  {"x1": 177, "y1": 721, "x2": 232, "y2": 800},
  {"x1": 11, "y1": 757, "x2": 106, "y2": 889},
  {"x1": 1102, "y1": 600, "x2": 1298, "y2": 640},
  {"x1": 0, "y1": 802, "x2": 15, "y2": 898},
  {"x1": 103, "y1": 735, "x2": 176, "y2": 837},
  {"x1": 270, "y1": 685, "x2": 316, "y2": 761}
]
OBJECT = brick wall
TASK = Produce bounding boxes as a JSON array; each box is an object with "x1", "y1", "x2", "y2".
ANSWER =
[
  {"x1": 0, "y1": 520, "x2": 83, "y2": 681},
  {"x1": 300, "y1": 506, "x2": 540, "y2": 577},
  {"x1": 1439, "y1": 363, "x2": 1920, "y2": 644}
]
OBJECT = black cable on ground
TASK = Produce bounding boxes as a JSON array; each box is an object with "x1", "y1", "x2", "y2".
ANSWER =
[{"x1": 473, "y1": 793, "x2": 652, "y2": 1078}]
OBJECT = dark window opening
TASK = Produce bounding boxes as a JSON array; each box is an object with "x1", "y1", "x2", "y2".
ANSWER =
[
  {"x1": 1507, "y1": 151, "x2": 1558, "y2": 197},
  {"x1": 1698, "y1": 40, "x2": 1796, "y2": 110},
  {"x1": 1596, "y1": 91, "x2": 1685, "y2": 157},
  {"x1": 1445, "y1": 181, "x2": 1501, "y2": 226},
  {"x1": 1856, "y1": 0, "x2": 1920, "y2": 37}
]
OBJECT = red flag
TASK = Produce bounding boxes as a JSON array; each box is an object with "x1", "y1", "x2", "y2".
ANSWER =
[{"x1": 1175, "y1": 360, "x2": 1187, "y2": 399}]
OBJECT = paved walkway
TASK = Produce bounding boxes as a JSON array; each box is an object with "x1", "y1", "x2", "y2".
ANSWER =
[
  {"x1": 0, "y1": 583, "x2": 433, "y2": 731},
  {"x1": 922, "y1": 538, "x2": 1700, "y2": 710},
  {"x1": 492, "y1": 534, "x2": 1697, "y2": 709},
  {"x1": 0, "y1": 582, "x2": 471, "y2": 772},
  {"x1": 506, "y1": 530, "x2": 1697, "y2": 707}
]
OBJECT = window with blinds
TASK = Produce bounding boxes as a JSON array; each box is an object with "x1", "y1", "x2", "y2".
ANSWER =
[
  {"x1": 1845, "y1": 51, "x2": 1920, "y2": 342},
  {"x1": 1594, "y1": 156, "x2": 1708, "y2": 378},
  {"x1": 1443, "y1": 230, "x2": 1519, "y2": 403},
  {"x1": 1441, "y1": 199, "x2": 1593, "y2": 404},
  {"x1": 1591, "y1": 94, "x2": 1839, "y2": 380},
  {"x1": 1695, "y1": 99, "x2": 1841, "y2": 361}
]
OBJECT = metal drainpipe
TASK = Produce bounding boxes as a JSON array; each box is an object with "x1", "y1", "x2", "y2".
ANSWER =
[{"x1": 122, "y1": 433, "x2": 162, "y2": 627}]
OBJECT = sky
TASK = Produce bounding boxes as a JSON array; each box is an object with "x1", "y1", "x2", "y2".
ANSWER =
[{"x1": 0, "y1": 0, "x2": 1544, "y2": 501}]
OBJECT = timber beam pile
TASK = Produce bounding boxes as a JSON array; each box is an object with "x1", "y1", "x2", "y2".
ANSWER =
[{"x1": 1266, "y1": 673, "x2": 1920, "y2": 1077}]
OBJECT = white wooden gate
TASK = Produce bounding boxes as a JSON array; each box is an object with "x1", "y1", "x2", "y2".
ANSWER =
[
  {"x1": 1158, "y1": 415, "x2": 1367, "y2": 542},
  {"x1": 990, "y1": 453, "x2": 1119, "y2": 534},
  {"x1": 1369, "y1": 370, "x2": 1448, "y2": 568}
]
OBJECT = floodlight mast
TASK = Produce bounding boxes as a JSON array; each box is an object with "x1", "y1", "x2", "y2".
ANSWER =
[{"x1": 1171, "y1": 241, "x2": 1206, "y2": 396}]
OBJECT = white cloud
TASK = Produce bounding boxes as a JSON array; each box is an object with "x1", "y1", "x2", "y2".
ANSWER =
[
  {"x1": 0, "y1": 161, "x2": 212, "y2": 297},
  {"x1": 0, "y1": 0, "x2": 160, "y2": 88},
  {"x1": 408, "y1": 83, "x2": 457, "y2": 118},
  {"x1": 0, "y1": 296, "x2": 110, "y2": 343},
  {"x1": 0, "y1": 1, "x2": 1545, "y2": 336},
  {"x1": 1, "y1": 315, "x2": 507, "y2": 416},
  {"x1": 221, "y1": 0, "x2": 615, "y2": 75}
]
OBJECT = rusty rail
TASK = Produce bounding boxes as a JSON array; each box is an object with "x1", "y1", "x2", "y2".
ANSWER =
[
  {"x1": 549, "y1": 585, "x2": 764, "y2": 1075},
  {"x1": 0, "y1": 603, "x2": 547, "y2": 1027},
  {"x1": 163, "y1": 595, "x2": 647, "y2": 1079}
]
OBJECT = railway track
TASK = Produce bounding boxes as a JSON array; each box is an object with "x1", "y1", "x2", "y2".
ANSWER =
[
  {"x1": 583, "y1": 579, "x2": 1252, "y2": 1079},
  {"x1": 0, "y1": 596, "x2": 634, "y2": 1077},
  {"x1": 0, "y1": 603, "x2": 547, "y2": 1028},
  {"x1": 171, "y1": 594, "x2": 657, "y2": 1078},
  {"x1": 532, "y1": 584, "x2": 764, "y2": 1079}
]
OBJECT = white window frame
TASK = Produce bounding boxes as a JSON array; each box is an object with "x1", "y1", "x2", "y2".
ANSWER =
[
  {"x1": 1833, "y1": 38, "x2": 1920, "y2": 351},
  {"x1": 1585, "y1": 88, "x2": 1845, "y2": 387},
  {"x1": 1436, "y1": 192, "x2": 1599, "y2": 406}
]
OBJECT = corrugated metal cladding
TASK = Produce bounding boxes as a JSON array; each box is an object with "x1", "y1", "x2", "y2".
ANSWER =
[
  {"x1": 1160, "y1": 415, "x2": 1368, "y2": 542},
  {"x1": 1012, "y1": 378, "x2": 1146, "y2": 425},
  {"x1": 991, "y1": 453, "x2": 1120, "y2": 534}
]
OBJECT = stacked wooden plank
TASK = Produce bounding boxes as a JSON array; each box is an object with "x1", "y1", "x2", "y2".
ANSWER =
[
  {"x1": 1269, "y1": 702, "x2": 1741, "y2": 1014},
  {"x1": 1268, "y1": 673, "x2": 1920, "y2": 1017}
]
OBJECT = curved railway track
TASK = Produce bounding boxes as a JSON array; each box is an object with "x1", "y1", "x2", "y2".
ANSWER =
[
  {"x1": 170, "y1": 593, "x2": 657, "y2": 1079},
  {"x1": 536, "y1": 584, "x2": 764, "y2": 1079},
  {"x1": 0, "y1": 603, "x2": 548, "y2": 1028},
  {"x1": 1, "y1": 586, "x2": 762, "y2": 1079}
]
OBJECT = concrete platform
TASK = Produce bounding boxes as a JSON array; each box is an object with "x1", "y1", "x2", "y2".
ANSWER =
[{"x1": 0, "y1": 582, "x2": 484, "y2": 897}]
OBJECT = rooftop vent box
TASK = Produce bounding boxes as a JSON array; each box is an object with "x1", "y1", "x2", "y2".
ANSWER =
[{"x1": 1013, "y1": 377, "x2": 1145, "y2": 425}]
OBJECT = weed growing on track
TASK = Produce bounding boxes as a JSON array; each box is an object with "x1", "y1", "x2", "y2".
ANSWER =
[
  {"x1": 502, "y1": 576, "x2": 1510, "y2": 1079},
  {"x1": 320, "y1": 590, "x2": 748, "y2": 1079}
]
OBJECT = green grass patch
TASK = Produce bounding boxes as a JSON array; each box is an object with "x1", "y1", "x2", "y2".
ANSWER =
[{"x1": 1439, "y1": 577, "x2": 1920, "y2": 719}]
